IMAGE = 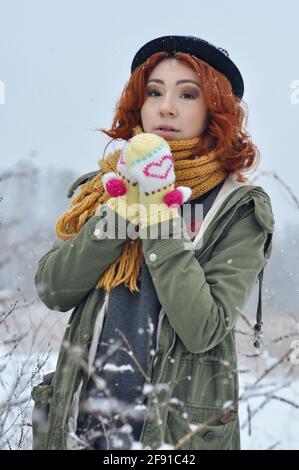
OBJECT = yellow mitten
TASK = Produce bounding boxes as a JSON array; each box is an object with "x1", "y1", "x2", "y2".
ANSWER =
[{"x1": 123, "y1": 133, "x2": 192, "y2": 229}]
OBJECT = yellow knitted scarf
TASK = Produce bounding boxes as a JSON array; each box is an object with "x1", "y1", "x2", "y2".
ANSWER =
[{"x1": 56, "y1": 125, "x2": 227, "y2": 293}]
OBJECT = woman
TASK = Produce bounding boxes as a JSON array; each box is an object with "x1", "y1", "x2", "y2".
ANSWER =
[{"x1": 32, "y1": 35, "x2": 275, "y2": 450}]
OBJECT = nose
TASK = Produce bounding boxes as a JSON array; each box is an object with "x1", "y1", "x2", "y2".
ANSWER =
[{"x1": 159, "y1": 94, "x2": 177, "y2": 116}]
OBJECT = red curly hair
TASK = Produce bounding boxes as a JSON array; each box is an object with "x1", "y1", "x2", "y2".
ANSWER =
[{"x1": 97, "y1": 51, "x2": 260, "y2": 182}]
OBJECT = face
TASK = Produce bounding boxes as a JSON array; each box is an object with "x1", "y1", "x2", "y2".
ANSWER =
[{"x1": 140, "y1": 58, "x2": 209, "y2": 140}]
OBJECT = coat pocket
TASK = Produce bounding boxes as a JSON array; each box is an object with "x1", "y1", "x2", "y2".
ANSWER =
[
  {"x1": 31, "y1": 371, "x2": 55, "y2": 450},
  {"x1": 165, "y1": 405, "x2": 237, "y2": 450}
]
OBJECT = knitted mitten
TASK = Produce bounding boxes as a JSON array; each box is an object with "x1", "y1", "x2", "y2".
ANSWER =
[
  {"x1": 123, "y1": 133, "x2": 192, "y2": 229},
  {"x1": 101, "y1": 146, "x2": 139, "y2": 224}
]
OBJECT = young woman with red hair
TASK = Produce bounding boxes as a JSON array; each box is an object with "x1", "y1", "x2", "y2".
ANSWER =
[{"x1": 32, "y1": 35, "x2": 274, "y2": 450}]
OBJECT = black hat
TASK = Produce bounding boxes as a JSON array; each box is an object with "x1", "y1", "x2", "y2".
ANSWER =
[{"x1": 131, "y1": 35, "x2": 244, "y2": 99}]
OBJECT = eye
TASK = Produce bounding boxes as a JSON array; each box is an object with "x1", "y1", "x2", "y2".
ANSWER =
[
  {"x1": 181, "y1": 93, "x2": 195, "y2": 99},
  {"x1": 146, "y1": 89, "x2": 196, "y2": 99},
  {"x1": 147, "y1": 90, "x2": 161, "y2": 97}
]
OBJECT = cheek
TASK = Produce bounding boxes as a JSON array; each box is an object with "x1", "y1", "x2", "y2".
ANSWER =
[
  {"x1": 185, "y1": 106, "x2": 205, "y2": 125},
  {"x1": 195, "y1": 105, "x2": 208, "y2": 126},
  {"x1": 140, "y1": 107, "x2": 145, "y2": 124},
  {"x1": 141, "y1": 102, "x2": 150, "y2": 120},
  {"x1": 183, "y1": 106, "x2": 208, "y2": 135}
]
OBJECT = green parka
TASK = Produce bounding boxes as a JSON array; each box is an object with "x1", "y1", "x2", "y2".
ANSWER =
[{"x1": 32, "y1": 172, "x2": 274, "y2": 450}]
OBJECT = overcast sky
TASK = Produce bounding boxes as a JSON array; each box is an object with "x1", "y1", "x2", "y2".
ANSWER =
[{"x1": 0, "y1": 0, "x2": 298, "y2": 229}]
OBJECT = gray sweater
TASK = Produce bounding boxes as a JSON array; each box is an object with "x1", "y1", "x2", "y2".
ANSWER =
[{"x1": 76, "y1": 181, "x2": 224, "y2": 450}]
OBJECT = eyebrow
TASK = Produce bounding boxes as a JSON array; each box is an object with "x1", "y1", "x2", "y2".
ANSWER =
[{"x1": 147, "y1": 79, "x2": 201, "y2": 88}]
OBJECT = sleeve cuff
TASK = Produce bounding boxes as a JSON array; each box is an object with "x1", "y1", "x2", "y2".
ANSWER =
[{"x1": 140, "y1": 214, "x2": 194, "y2": 267}]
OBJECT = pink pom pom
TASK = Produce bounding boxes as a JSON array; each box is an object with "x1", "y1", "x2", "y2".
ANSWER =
[
  {"x1": 106, "y1": 178, "x2": 127, "y2": 197},
  {"x1": 164, "y1": 189, "x2": 184, "y2": 208}
]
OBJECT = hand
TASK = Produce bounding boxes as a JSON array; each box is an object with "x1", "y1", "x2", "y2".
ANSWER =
[
  {"x1": 101, "y1": 147, "x2": 140, "y2": 224},
  {"x1": 122, "y1": 133, "x2": 192, "y2": 228}
]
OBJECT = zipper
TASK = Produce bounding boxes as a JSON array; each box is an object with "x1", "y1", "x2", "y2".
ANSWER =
[
  {"x1": 154, "y1": 329, "x2": 176, "y2": 385},
  {"x1": 149, "y1": 307, "x2": 176, "y2": 382},
  {"x1": 149, "y1": 309, "x2": 165, "y2": 375},
  {"x1": 155, "y1": 308, "x2": 165, "y2": 353}
]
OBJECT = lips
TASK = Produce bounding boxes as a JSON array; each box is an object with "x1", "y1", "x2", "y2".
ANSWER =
[
  {"x1": 156, "y1": 125, "x2": 178, "y2": 131},
  {"x1": 156, "y1": 128, "x2": 178, "y2": 138}
]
